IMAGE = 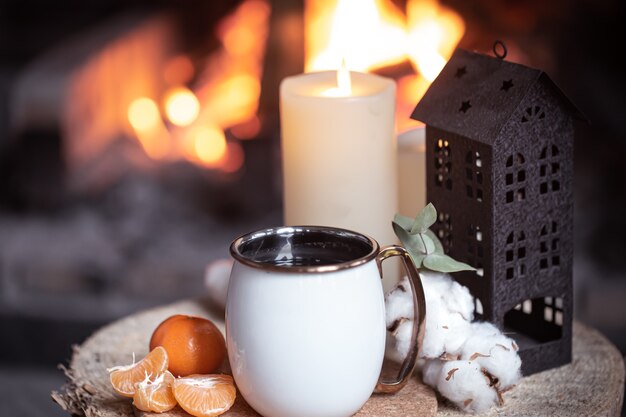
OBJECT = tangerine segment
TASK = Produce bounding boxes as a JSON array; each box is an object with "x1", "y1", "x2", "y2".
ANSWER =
[
  {"x1": 173, "y1": 374, "x2": 236, "y2": 417},
  {"x1": 150, "y1": 315, "x2": 226, "y2": 377},
  {"x1": 109, "y1": 346, "x2": 169, "y2": 397},
  {"x1": 133, "y1": 370, "x2": 177, "y2": 413}
]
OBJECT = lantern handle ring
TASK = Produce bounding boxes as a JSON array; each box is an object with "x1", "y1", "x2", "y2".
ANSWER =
[{"x1": 493, "y1": 40, "x2": 508, "y2": 59}]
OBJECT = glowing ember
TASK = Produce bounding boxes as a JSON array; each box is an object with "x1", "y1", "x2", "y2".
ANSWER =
[
  {"x1": 128, "y1": 98, "x2": 160, "y2": 132},
  {"x1": 128, "y1": 97, "x2": 170, "y2": 160},
  {"x1": 164, "y1": 87, "x2": 200, "y2": 127},
  {"x1": 191, "y1": 125, "x2": 228, "y2": 166}
]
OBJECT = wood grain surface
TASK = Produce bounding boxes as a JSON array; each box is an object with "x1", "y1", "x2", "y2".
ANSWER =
[{"x1": 52, "y1": 298, "x2": 624, "y2": 417}]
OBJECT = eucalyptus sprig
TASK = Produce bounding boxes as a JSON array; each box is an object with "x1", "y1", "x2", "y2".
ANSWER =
[{"x1": 393, "y1": 203, "x2": 475, "y2": 273}]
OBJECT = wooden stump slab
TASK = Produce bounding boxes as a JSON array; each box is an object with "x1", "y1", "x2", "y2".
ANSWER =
[
  {"x1": 51, "y1": 298, "x2": 437, "y2": 417},
  {"x1": 52, "y1": 298, "x2": 625, "y2": 417}
]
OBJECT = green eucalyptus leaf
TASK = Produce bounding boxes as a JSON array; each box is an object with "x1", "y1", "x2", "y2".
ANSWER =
[
  {"x1": 423, "y1": 253, "x2": 476, "y2": 273},
  {"x1": 393, "y1": 221, "x2": 426, "y2": 254},
  {"x1": 420, "y1": 233, "x2": 436, "y2": 254},
  {"x1": 407, "y1": 250, "x2": 425, "y2": 268},
  {"x1": 393, "y1": 214, "x2": 413, "y2": 231},
  {"x1": 424, "y1": 229, "x2": 445, "y2": 254},
  {"x1": 410, "y1": 203, "x2": 437, "y2": 234}
]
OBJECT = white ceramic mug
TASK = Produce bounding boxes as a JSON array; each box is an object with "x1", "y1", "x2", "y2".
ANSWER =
[{"x1": 227, "y1": 226, "x2": 426, "y2": 417}]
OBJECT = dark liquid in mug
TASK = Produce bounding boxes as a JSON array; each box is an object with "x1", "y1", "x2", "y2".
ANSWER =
[
  {"x1": 237, "y1": 228, "x2": 374, "y2": 268},
  {"x1": 257, "y1": 252, "x2": 348, "y2": 267}
]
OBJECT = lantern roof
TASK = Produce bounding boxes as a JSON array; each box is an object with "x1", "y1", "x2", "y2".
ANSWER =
[{"x1": 411, "y1": 48, "x2": 585, "y2": 145}]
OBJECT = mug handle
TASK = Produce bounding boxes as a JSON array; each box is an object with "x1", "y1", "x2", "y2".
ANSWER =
[{"x1": 374, "y1": 245, "x2": 427, "y2": 394}]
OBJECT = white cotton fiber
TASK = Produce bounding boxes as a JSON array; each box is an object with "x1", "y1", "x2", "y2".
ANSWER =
[
  {"x1": 386, "y1": 273, "x2": 474, "y2": 360},
  {"x1": 384, "y1": 276, "x2": 415, "y2": 328},
  {"x1": 460, "y1": 322, "x2": 522, "y2": 388},
  {"x1": 385, "y1": 317, "x2": 414, "y2": 363},
  {"x1": 420, "y1": 270, "x2": 475, "y2": 321},
  {"x1": 421, "y1": 358, "x2": 444, "y2": 387},
  {"x1": 421, "y1": 295, "x2": 472, "y2": 358},
  {"x1": 436, "y1": 360, "x2": 499, "y2": 414},
  {"x1": 385, "y1": 271, "x2": 523, "y2": 414}
]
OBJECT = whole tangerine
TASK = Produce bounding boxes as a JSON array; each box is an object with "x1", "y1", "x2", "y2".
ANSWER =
[{"x1": 149, "y1": 314, "x2": 226, "y2": 377}]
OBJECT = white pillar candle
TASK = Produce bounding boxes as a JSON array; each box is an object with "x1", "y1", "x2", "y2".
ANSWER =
[
  {"x1": 397, "y1": 126, "x2": 426, "y2": 217},
  {"x1": 280, "y1": 70, "x2": 397, "y2": 248}
]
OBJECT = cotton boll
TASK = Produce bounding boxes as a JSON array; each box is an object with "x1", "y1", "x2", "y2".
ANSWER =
[
  {"x1": 442, "y1": 280, "x2": 475, "y2": 321},
  {"x1": 385, "y1": 273, "x2": 473, "y2": 361},
  {"x1": 420, "y1": 271, "x2": 474, "y2": 321},
  {"x1": 420, "y1": 271, "x2": 454, "y2": 303},
  {"x1": 468, "y1": 321, "x2": 501, "y2": 338},
  {"x1": 437, "y1": 361, "x2": 499, "y2": 414},
  {"x1": 384, "y1": 276, "x2": 414, "y2": 328},
  {"x1": 460, "y1": 323, "x2": 522, "y2": 388},
  {"x1": 385, "y1": 271, "x2": 522, "y2": 414},
  {"x1": 385, "y1": 332, "x2": 404, "y2": 363},
  {"x1": 421, "y1": 358, "x2": 444, "y2": 387},
  {"x1": 385, "y1": 318, "x2": 413, "y2": 363},
  {"x1": 421, "y1": 296, "x2": 472, "y2": 358},
  {"x1": 204, "y1": 258, "x2": 233, "y2": 309}
]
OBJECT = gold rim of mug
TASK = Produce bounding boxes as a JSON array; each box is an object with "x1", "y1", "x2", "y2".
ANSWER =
[{"x1": 229, "y1": 225, "x2": 380, "y2": 273}]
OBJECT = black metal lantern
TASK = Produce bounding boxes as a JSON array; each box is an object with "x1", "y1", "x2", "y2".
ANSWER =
[{"x1": 411, "y1": 43, "x2": 585, "y2": 375}]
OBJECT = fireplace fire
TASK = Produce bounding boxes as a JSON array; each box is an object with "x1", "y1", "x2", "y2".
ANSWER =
[{"x1": 0, "y1": 0, "x2": 466, "y2": 356}]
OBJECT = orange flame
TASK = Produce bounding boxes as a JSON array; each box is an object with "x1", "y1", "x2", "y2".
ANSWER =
[
  {"x1": 128, "y1": 97, "x2": 170, "y2": 160},
  {"x1": 126, "y1": 0, "x2": 270, "y2": 172},
  {"x1": 185, "y1": 0, "x2": 270, "y2": 169},
  {"x1": 304, "y1": 0, "x2": 464, "y2": 131}
]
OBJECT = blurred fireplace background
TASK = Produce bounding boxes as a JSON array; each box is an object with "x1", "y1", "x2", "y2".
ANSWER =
[{"x1": 0, "y1": 1, "x2": 625, "y2": 415}]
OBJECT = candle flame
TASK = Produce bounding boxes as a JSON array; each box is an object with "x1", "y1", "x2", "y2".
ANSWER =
[
  {"x1": 337, "y1": 58, "x2": 351, "y2": 95},
  {"x1": 321, "y1": 58, "x2": 352, "y2": 97}
]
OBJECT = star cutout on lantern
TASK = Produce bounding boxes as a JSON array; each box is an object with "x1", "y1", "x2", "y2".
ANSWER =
[
  {"x1": 455, "y1": 66, "x2": 467, "y2": 78},
  {"x1": 501, "y1": 79, "x2": 514, "y2": 91},
  {"x1": 459, "y1": 100, "x2": 472, "y2": 113}
]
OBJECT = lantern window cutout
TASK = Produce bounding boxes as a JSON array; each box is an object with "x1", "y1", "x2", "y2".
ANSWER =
[
  {"x1": 539, "y1": 221, "x2": 560, "y2": 270},
  {"x1": 539, "y1": 145, "x2": 561, "y2": 195},
  {"x1": 435, "y1": 139, "x2": 452, "y2": 190},
  {"x1": 505, "y1": 153, "x2": 526, "y2": 204},
  {"x1": 435, "y1": 212, "x2": 453, "y2": 252},
  {"x1": 521, "y1": 105, "x2": 545, "y2": 123},
  {"x1": 504, "y1": 296, "x2": 563, "y2": 348},
  {"x1": 505, "y1": 231, "x2": 527, "y2": 279},
  {"x1": 464, "y1": 224, "x2": 484, "y2": 276},
  {"x1": 466, "y1": 151, "x2": 484, "y2": 202},
  {"x1": 474, "y1": 297, "x2": 484, "y2": 319}
]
